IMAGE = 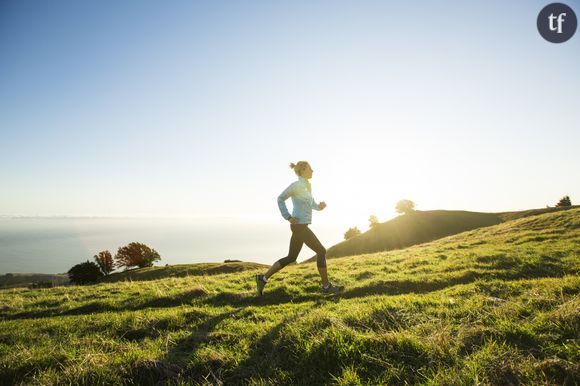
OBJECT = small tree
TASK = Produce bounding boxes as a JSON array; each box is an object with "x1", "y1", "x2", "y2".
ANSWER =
[
  {"x1": 395, "y1": 199, "x2": 416, "y2": 214},
  {"x1": 94, "y1": 250, "x2": 114, "y2": 276},
  {"x1": 344, "y1": 227, "x2": 362, "y2": 240},
  {"x1": 556, "y1": 195, "x2": 572, "y2": 207},
  {"x1": 368, "y1": 215, "x2": 379, "y2": 229},
  {"x1": 115, "y1": 242, "x2": 161, "y2": 270},
  {"x1": 68, "y1": 260, "x2": 103, "y2": 285}
]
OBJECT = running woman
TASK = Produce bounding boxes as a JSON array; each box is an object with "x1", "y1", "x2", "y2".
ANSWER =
[{"x1": 256, "y1": 161, "x2": 344, "y2": 295}]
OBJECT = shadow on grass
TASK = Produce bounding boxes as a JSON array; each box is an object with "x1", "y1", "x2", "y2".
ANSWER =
[
  {"x1": 0, "y1": 352, "x2": 70, "y2": 386},
  {"x1": 340, "y1": 270, "x2": 482, "y2": 299},
  {"x1": 115, "y1": 308, "x2": 209, "y2": 342},
  {"x1": 187, "y1": 305, "x2": 317, "y2": 384},
  {"x1": 200, "y1": 286, "x2": 321, "y2": 307},
  {"x1": 340, "y1": 259, "x2": 571, "y2": 300},
  {"x1": 0, "y1": 288, "x2": 210, "y2": 321},
  {"x1": 126, "y1": 309, "x2": 242, "y2": 385},
  {"x1": 220, "y1": 302, "x2": 432, "y2": 385}
]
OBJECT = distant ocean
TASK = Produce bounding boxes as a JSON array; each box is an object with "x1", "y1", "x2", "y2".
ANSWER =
[{"x1": 0, "y1": 218, "x2": 344, "y2": 274}]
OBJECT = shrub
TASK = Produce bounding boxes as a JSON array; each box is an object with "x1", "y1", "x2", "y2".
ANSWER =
[
  {"x1": 396, "y1": 199, "x2": 416, "y2": 214},
  {"x1": 94, "y1": 250, "x2": 114, "y2": 275},
  {"x1": 115, "y1": 242, "x2": 161, "y2": 269},
  {"x1": 68, "y1": 260, "x2": 104, "y2": 284},
  {"x1": 556, "y1": 195, "x2": 571, "y2": 207},
  {"x1": 344, "y1": 227, "x2": 362, "y2": 240}
]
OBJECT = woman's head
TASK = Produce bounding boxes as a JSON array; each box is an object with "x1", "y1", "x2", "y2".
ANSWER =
[{"x1": 289, "y1": 161, "x2": 313, "y2": 179}]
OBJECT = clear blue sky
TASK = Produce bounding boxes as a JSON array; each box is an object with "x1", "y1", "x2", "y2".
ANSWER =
[{"x1": 1, "y1": 0, "x2": 579, "y2": 231}]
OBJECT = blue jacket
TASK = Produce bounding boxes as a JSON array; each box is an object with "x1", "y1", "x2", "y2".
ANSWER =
[{"x1": 277, "y1": 176, "x2": 321, "y2": 224}]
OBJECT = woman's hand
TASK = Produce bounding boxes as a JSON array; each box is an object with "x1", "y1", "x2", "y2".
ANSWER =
[
  {"x1": 288, "y1": 216, "x2": 299, "y2": 224},
  {"x1": 319, "y1": 201, "x2": 327, "y2": 210}
]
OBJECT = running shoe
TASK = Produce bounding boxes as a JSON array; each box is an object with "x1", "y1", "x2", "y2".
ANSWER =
[
  {"x1": 322, "y1": 283, "x2": 344, "y2": 294},
  {"x1": 256, "y1": 274, "x2": 267, "y2": 296}
]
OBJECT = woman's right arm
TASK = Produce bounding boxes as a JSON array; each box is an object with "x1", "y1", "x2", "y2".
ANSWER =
[{"x1": 277, "y1": 182, "x2": 296, "y2": 220}]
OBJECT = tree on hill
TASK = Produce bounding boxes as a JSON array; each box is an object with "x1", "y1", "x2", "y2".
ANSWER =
[
  {"x1": 368, "y1": 215, "x2": 379, "y2": 229},
  {"x1": 344, "y1": 227, "x2": 362, "y2": 240},
  {"x1": 115, "y1": 242, "x2": 161, "y2": 269},
  {"x1": 94, "y1": 250, "x2": 114, "y2": 276},
  {"x1": 396, "y1": 199, "x2": 416, "y2": 214},
  {"x1": 68, "y1": 260, "x2": 103, "y2": 284},
  {"x1": 556, "y1": 195, "x2": 572, "y2": 207}
]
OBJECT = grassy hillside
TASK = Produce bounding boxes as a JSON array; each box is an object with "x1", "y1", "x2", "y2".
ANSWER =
[
  {"x1": 496, "y1": 205, "x2": 580, "y2": 222},
  {"x1": 99, "y1": 262, "x2": 267, "y2": 284},
  {"x1": 307, "y1": 205, "x2": 579, "y2": 262},
  {"x1": 0, "y1": 208, "x2": 578, "y2": 385},
  {"x1": 0, "y1": 273, "x2": 69, "y2": 289}
]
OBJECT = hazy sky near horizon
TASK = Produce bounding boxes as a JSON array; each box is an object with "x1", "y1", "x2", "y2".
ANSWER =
[{"x1": 1, "y1": 0, "x2": 579, "y2": 231}]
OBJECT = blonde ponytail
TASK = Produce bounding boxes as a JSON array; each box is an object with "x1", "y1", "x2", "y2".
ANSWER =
[{"x1": 289, "y1": 161, "x2": 309, "y2": 176}]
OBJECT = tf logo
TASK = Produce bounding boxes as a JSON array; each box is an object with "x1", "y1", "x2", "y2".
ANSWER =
[{"x1": 537, "y1": 3, "x2": 577, "y2": 43}]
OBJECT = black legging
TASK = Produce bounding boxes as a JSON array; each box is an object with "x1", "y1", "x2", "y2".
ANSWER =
[{"x1": 277, "y1": 224, "x2": 327, "y2": 268}]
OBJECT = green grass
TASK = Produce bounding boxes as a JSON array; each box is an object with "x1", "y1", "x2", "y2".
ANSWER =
[
  {"x1": 99, "y1": 262, "x2": 268, "y2": 284},
  {"x1": 1, "y1": 209, "x2": 579, "y2": 385}
]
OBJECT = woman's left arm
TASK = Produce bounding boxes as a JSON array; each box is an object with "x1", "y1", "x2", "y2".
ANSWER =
[{"x1": 311, "y1": 196, "x2": 326, "y2": 210}]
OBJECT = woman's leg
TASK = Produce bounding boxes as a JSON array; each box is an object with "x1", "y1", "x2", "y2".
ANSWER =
[
  {"x1": 263, "y1": 261, "x2": 282, "y2": 279},
  {"x1": 264, "y1": 225, "x2": 305, "y2": 279},
  {"x1": 300, "y1": 226, "x2": 329, "y2": 287}
]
